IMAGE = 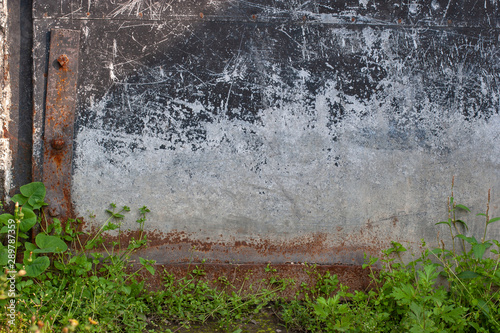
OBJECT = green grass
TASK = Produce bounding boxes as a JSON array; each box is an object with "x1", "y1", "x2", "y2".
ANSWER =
[{"x1": 1, "y1": 181, "x2": 500, "y2": 332}]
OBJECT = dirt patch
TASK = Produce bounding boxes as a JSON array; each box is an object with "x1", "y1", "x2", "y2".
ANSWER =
[{"x1": 146, "y1": 307, "x2": 299, "y2": 333}]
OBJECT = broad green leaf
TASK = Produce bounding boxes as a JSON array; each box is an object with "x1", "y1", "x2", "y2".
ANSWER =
[
  {"x1": 488, "y1": 217, "x2": 500, "y2": 225},
  {"x1": 35, "y1": 234, "x2": 67, "y2": 253},
  {"x1": 0, "y1": 214, "x2": 14, "y2": 226},
  {"x1": 145, "y1": 265, "x2": 155, "y2": 275},
  {"x1": 25, "y1": 242, "x2": 37, "y2": 252},
  {"x1": 53, "y1": 261, "x2": 65, "y2": 271},
  {"x1": 85, "y1": 242, "x2": 96, "y2": 250},
  {"x1": 68, "y1": 255, "x2": 92, "y2": 272},
  {"x1": 19, "y1": 208, "x2": 37, "y2": 232},
  {"x1": 25, "y1": 256, "x2": 50, "y2": 277},
  {"x1": 0, "y1": 246, "x2": 7, "y2": 266},
  {"x1": 121, "y1": 285, "x2": 131, "y2": 295},
  {"x1": 455, "y1": 204, "x2": 471, "y2": 212},
  {"x1": 11, "y1": 194, "x2": 27, "y2": 206},
  {"x1": 477, "y1": 213, "x2": 487, "y2": 217},
  {"x1": 0, "y1": 226, "x2": 8, "y2": 233},
  {"x1": 456, "y1": 234, "x2": 477, "y2": 245},
  {"x1": 16, "y1": 279, "x2": 33, "y2": 292},
  {"x1": 19, "y1": 182, "x2": 46, "y2": 210},
  {"x1": 409, "y1": 302, "x2": 423, "y2": 319},
  {"x1": 477, "y1": 298, "x2": 490, "y2": 315},
  {"x1": 469, "y1": 322, "x2": 481, "y2": 330},
  {"x1": 430, "y1": 248, "x2": 443, "y2": 255},
  {"x1": 140, "y1": 257, "x2": 156, "y2": 275},
  {"x1": 457, "y1": 271, "x2": 481, "y2": 279},
  {"x1": 473, "y1": 243, "x2": 492, "y2": 260}
]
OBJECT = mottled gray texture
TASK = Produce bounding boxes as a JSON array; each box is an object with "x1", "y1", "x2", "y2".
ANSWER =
[{"x1": 0, "y1": 0, "x2": 11, "y2": 200}]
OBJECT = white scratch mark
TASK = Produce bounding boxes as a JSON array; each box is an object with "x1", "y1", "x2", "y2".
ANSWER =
[
  {"x1": 224, "y1": 35, "x2": 245, "y2": 112},
  {"x1": 278, "y1": 28, "x2": 301, "y2": 48},
  {"x1": 359, "y1": 0, "x2": 370, "y2": 7},
  {"x1": 82, "y1": 26, "x2": 90, "y2": 39},
  {"x1": 109, "y1": 0, "x2": 174, "y2": 19},
  {"x1": 408, "y1": 1, "x2": 420, "y2": 15},
  {"x1": 108, "y1": 62, "x2": 117, "y2": 81},
  {"x1": 297, "y1": 69, "x2": 310, "y2": 83},
  {"x1": 301, "y1": 25, "x2": 309, "y2": 61},
  {"x1": 113, "y1": 39, "x2": 118, "y2": 59},
  {"x1": 442, "y1": 0, "x2": 453, "y2": 23}
]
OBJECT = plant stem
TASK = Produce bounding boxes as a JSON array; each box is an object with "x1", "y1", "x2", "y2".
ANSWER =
[{"x1": 483, "y1": 189, "x2": 491, "y2": 243}]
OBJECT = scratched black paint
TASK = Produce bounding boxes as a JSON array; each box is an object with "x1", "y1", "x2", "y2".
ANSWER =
[{"x1": 31, "y1": 0, "x2": 499, "y2": 185}]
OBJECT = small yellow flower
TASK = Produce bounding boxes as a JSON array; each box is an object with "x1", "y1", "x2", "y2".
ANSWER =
[
  {"x1": 69, "y1": 319, "x2": 78, "y2": 327},
  {"x1": 88, "y1": 317, "x2": 98, "y2": 325},
  {"x1": 18, "y1": 269, "x2": 27, "y2": 276}
]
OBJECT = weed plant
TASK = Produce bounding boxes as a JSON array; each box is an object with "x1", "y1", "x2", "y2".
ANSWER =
[
  {"x1": 0, "y1": 182, "x2": 155, "y2": 332},
  {"x1": 148, "y1": 262, "x2": 292, "y2": 331},
  {"x1": 278, "y1": 179, "x2": 500, "y2": 332},
  {"x1": 1, "y1": 181, "x2": 500, "y2": 332}
]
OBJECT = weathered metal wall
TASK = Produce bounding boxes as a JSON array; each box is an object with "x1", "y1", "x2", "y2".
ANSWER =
[
  {"x1": 3, "y1": 0, "x2": 34, "y2": 202},
  {"x1": 31, "y1": 1, "x2": 500, "y2": 265}
]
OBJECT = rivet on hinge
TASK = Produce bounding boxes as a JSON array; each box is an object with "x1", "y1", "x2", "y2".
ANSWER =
[
  {"x1": 57, "y1": 54, "x2": 69, "y2": 68},
  {"x1": 51, "y1": 138, "x2": 65, "y2": 150}
]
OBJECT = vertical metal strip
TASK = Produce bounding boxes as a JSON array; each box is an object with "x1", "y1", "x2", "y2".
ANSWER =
[{"x1": 42, "y1": 29, "x2": 80, "y2": 223}]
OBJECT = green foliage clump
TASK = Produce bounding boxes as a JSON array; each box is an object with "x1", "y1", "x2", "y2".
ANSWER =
[
  {"x1": 1, "y1": 180, "x2": 500, "y2": 332},
  {"x1": 0, "y1": 182, "x2": 155, "y2": 332},
  {"x1": 148, "y1": 262, "x2": 292, "y2": 331},
  {"x1": 278, "y1": 180, "x2": 500, "y2": 332}
]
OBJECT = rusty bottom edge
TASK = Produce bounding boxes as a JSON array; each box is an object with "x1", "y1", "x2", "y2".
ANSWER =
[{"x1": 133, "y1": 263, "x2": 374, "y2": 299}]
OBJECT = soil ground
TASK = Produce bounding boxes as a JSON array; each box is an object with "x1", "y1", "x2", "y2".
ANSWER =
[{"x1": 146, "y1": 307, "x2": 299, "y2": 333}]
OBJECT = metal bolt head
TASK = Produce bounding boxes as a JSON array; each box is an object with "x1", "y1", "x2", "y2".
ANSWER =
[
  {"x1": 57, "y1": 54, "x2": 69, "y2": 68},
  {"x1": 51, "y1": 138, "x2": 65, "y2": 150}
]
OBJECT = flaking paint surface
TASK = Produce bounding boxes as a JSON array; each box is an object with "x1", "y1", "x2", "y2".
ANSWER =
[
  {"x1": 0, "y1": 0, "x2": 11, "y2": 200},
  {"x1": 32, "y1": 1, "x2": 500, "y2": 264}
]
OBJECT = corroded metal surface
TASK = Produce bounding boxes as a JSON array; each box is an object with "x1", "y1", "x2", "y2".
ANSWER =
[
  {"x1": 31, "y1": 1, "x2": 500, "y2": 286},
  {"x1": 136, "y1": 263, "x2": 373, "y2": 297},
  {"x1": 42, "y1": 29, "x2": 80, "y2": 223},
  {"x1": 95, "y1": 222, "x2": 404, "y2": 266}
]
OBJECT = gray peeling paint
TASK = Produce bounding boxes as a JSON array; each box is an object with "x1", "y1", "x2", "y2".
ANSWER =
[
  {"x1": 32, "y1": 0, "x2": 500, "y2": 264},
  {"x1": 0, "y1": 0, "x2": 11, "y2": 200}
]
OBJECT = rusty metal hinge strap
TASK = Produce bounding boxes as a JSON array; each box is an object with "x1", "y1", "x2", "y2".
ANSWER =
[{"x1": 42, "y1": 29, "x2": 80, "y2": 222}]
